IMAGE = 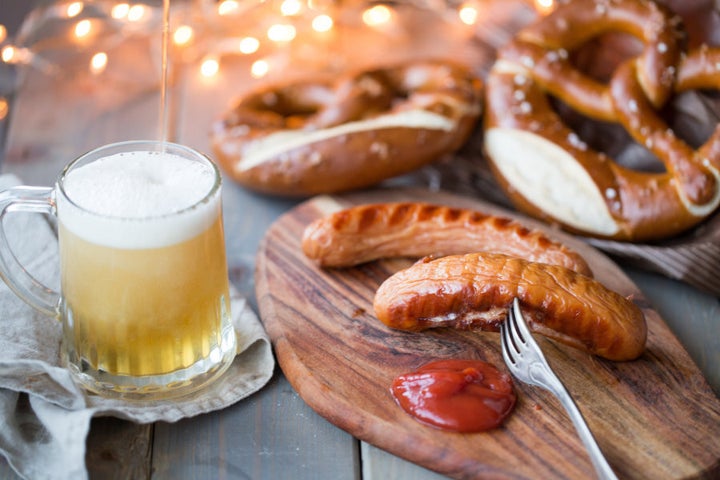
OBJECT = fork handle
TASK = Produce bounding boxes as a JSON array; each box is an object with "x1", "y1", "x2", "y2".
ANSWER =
[{"x1": 552, "y1": 379, "x2": 619, "y2": 480}]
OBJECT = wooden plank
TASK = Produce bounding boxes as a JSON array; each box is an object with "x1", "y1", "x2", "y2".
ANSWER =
[
  {"x1": 362, "y1": 443, "x2": 450, "y2": 480},
  {"x1": 255, "y1": 188, "x2": 720, "y2": 480},
  {"x1": 625, "y1": 269, "x2": 720, "y2": 396},
  {"x1": 0, "y1": 458, "x2": 22, "y2": 480},
  {"x1": 85, "y1": 419, "x2": 153, "y2": 480},
  {"x1": 0, "y1": 416, "x2": 153, "y2": 480},
  {"x1": 151, "y1": 374, "x2": 359, "y2": 480}
]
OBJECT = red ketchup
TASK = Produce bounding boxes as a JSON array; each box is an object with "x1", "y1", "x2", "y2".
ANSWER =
[{"x1": 391, "y1": 359, "x2": 516, "y2": 433}]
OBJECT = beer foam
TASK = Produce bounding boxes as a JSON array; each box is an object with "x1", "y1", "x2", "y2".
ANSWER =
[{"x1": 58, "y1": 150, "x2": 221, "y2": 249}]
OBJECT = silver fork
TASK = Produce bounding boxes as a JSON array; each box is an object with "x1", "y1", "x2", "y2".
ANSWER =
[{"x1": 501, "y1": 298, "x2": 619, "y2": 480}]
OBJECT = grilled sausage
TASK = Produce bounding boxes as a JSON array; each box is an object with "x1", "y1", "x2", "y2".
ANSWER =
[
  {"x1": 373, "y1": 252, "x2": 646, "y2": 361},
  {"x1": 302, "y1": 202, "x2": 593, "y2": 277}
]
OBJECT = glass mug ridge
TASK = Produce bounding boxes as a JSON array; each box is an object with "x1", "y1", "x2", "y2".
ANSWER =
[{"x1": 0, "y1": 140, "x2": 237, "y2": 400}]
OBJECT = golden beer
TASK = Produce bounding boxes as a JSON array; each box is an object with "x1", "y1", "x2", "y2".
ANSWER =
[
  {"x1": 54, "y1": 142, "x2": 236, "y2": 398},
  {"x1": 59, "y1": 214, "x2": 231, "y2": 377}
]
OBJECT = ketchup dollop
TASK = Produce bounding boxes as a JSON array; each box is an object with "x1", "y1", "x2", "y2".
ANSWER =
[{"x1": 391, "y1": 359, "x2": 516, "y2": 433}]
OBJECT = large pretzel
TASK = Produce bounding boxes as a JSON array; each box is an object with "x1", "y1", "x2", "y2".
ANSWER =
[
  {"x1": 484, "y1": 0, "x2": 720, "y2": 242},
  {"x1": 212, "y1": 61, "x2": 482, "y2": 197}
]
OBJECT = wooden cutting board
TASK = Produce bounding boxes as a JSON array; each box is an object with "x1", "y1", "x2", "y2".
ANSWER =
[{"x1": 255, "y1": 188, "x2": 720, "y2": 480}]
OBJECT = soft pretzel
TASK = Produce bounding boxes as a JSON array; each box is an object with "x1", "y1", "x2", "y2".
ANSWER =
[
  {"x1": 483, "y1": 0, "x2": 720, "y2": 242},
  {"x1": 301, "y1": 202, "x2": 593, "y2": 276},
  {"x1": 212, "y1": 61, "x2": 482, "y2": 197},
  {"x1": 373, "y1": 252, "x2": 647, "y2": 361}
]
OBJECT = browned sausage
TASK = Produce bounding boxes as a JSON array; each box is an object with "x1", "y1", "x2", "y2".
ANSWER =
[
  {"x1": 302, "y1": 202, "x2": 593, "y2": 277},
  {"x1": 373, "y1": 252, "x2": 646, "y2": 361}
]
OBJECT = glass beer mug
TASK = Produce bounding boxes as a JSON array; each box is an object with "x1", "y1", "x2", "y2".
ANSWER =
[{"x1": 0, "y1": 140, "x2": 237, "y2": 400}]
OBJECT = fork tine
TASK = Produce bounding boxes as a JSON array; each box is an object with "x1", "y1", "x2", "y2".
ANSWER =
[
  {"x1": 500, "y1": 316, "x2": 514, "y2": 367},
  {"x1": 510, "y1": 297, "x2": 545, "y2": 359},
  {"x1": 505, "y1": 298, "x2": 528, "y2": 357},
  {"x1": 507, "y1": 298, "x2": 523, "y2": 350},
  {"x1": 500, "y1": 306, "x2": 519, "y2": 365},
  {"x1": 511, "y1": 298, "x2": 531, "y2": 344}
]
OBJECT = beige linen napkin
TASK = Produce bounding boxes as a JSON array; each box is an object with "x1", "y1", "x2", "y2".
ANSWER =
[{"x1": 0, "y1": 174, "x2": 275, "y2": 480}]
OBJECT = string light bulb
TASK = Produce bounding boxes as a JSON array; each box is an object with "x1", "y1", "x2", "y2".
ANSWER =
[
  {"x1": 362, "y1": 5, "x2": 393, "y2": 27},
  {"x1": 66, "y1": 2, "x2": 84, "y2": 18},
  {"x1": 0, "y1": 45, "x2": 30, "y2": 65},
  {"x1": 458, "y1": 2, "x2": 479, "y2": 26},
  {"x1": 173, "y1": 25, "x2": 193, "y2": 46},
  {"x1": 74, "y1": 19, "x2": 92, "y2": 39},
  {"x1": 1, "y1": 46, "x2": 15, "y2": 63},
  {"x1": 200, "y1": 56, "x2": 220, "y2": 77},
  {"x1": 127, "y1": 4, "x2": 146, "y2": 22},
  {"x1": 267, "y1": 24, "x2": 296, "y2": 43},
  {"x1": 250, "y1": 59, "x2": 269, "y2": 78},
  {"x1": 238, "y1": 36, "x2": 260, "y2": 54},
  {"x1": 311, "y1": 14, "x2": 333, "y2": 33},
  {"x1": 111, "y1": 3, "x2": 130, "y2": 19},
  {"x1": 90, "y1": 51, "x2": 107, "y2": 74},
  {"x1": 0, "y1": 25, "x2": 6, "y2": 44}
]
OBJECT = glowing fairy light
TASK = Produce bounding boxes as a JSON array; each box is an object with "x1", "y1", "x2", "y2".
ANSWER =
[
  {"x1": 218, "y1": 0, "x2": 240, "y2": 15},
  {"x1": 111, "y1": 3, "x2": 130, "y2": 19},
  {"x1": 280, "y1": 0, "x2": 302, "y2": 16},
  {"x1": 0, "y1": 97, "x2": 7, "y2": 121},
  {"x1": 200, "y1": 56, "x2": 220, "y2": 77},
  {"x1": 0, "y1": 45, "x2": 30, "y2": 65},
  {"x1": 267, "y1": 24, "x2": 296, "y2": 42},
  {"x1": 362, "y1": 5, "x2": 392, "y2": 27},
  {"x1": 127, "y1": 4, "x2": 146, "y2": 22},
  {"x1": 312, "y1": 14, "x2": 333, "y2": 33},
  {"x1": 250, "y1": 59, "x2": 269, "y2": 78},
  {"x1": 173, "y1": 25, "x2": 193, "y2": 46},
  {"x1": 1, "y1": 46, "x2": 15, "y2": 63},
  {"x1": 458, "y1": 3, "x2": 479, "y2": 25},
  {"x1": 90, "y1": 51, "x2": 107, "y2": 74},
  {"x1": 238, "y1": 36, "x2": 260, "y2": 54},
  {"x1": 0, "y1": 25, "x2": 6, "y2": 44},
  {"x1": 534, "y1": 0, "x2": 555, "y2": 14},
  {"x1": 66, "y1": 2, "x2": 84, "y2": 18},
  {"x1": 74, "y1": 19, "x2": 92, "y2": 39}
]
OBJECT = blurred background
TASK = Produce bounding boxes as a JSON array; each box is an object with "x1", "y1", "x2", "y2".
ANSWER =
[
  {"x1": 0, "y1": 0, "x2": 716, "y2": 169},
  {"x1": 0, "y1": 0, "x2": 494, "y2": 169},
  {"x1": 0, "y1": 0, "x2": 36, "y2": 165},
  {"x1": 1, "y1": 1, "x2": 38, "y2": 35}
]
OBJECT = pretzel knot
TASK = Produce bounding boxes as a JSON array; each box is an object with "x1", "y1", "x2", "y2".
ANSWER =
[
  {"x1": 212, "y1": 61, "x2": 482, "y2": 197},
  {"x1": 484, "y1": 0, "x2": 720, "y2": 241}
]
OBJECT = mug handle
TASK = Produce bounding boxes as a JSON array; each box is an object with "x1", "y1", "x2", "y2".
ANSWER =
[{"x1": 0, "y1": 186, "x2": 59, "y2": 317}]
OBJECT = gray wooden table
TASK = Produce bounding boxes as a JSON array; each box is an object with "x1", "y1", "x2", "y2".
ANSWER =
[{"x1": 0, "y1": 1, "x2": 718, "y2": 479}]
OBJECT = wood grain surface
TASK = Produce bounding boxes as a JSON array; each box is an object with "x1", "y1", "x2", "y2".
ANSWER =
[{"x1": 255, "y1": 188, "x2": 720, "y2": 480}]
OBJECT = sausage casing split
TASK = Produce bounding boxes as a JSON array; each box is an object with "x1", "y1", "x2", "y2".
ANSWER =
[
  {"x1": 302, "y1": 202, "x2": 593, "y2": 277},
  {"x1": 373, "y1": 252, "x2": 646, "y2": 361}
]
